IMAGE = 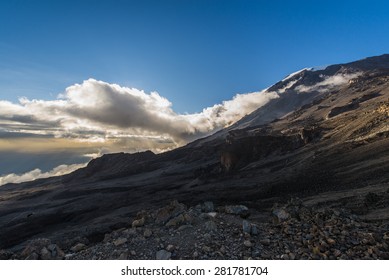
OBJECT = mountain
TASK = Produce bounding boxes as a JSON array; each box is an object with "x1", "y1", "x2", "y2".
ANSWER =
[
  {"x1": 1, "y1": 55, "x2": 389, "y2": 259},
  {"x1": 226, "y1": 54, "x2": 389, "y2": 130}
]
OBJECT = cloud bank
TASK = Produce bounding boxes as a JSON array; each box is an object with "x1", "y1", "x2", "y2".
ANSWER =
[
  {"x1": 0, "y1": 78, "x2": 279, "y2": 150},
  {"x1": 0, "y1": 79, "x2": 280, "y2": 185},
  {"x1": 0, "y1": 163, "x2": 87, "y2": 186}
]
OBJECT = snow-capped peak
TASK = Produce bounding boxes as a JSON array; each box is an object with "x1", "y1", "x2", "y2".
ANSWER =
[{"x1": 281, "y1": 68, "x2": 312, "y2": 82}]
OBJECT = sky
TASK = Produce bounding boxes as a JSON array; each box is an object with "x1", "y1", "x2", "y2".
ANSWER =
[{"x1": 1, "y1": 0, "x2": 389, "y2": 183}]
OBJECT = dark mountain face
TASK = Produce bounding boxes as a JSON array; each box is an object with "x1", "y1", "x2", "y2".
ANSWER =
[
  {"x1": 1, "y1": 55, "x2": 389, "y2": 252},
  {"x1": 343, "y1": 54, "x2": 389, "y2": 71}
]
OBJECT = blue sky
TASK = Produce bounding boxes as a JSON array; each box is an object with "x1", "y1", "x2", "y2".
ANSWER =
[{"x1": 1, "y1": 0, "x2": 388, "y2": 113}]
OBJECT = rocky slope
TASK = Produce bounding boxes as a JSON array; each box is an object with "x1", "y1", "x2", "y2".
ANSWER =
[
  {"x1": 3, "y1": 191, "x2": 389, "y2": 260},
  {"x1": 0, "y1": 54, "x2": 389, "y2": 259}
]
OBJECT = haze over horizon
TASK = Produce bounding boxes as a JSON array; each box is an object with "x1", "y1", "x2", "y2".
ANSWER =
[{"x1": 1, "y1": 0, "x2": 389, "y2": 184}]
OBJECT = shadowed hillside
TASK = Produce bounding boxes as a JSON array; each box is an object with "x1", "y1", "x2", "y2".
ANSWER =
[{"x1": 1, "y1": 55, "x2": 389, "y2": 259}]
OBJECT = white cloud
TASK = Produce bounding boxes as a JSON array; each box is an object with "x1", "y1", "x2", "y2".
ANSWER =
[
  {"x1": 0, "y1": 79, "x2": 279, "y2": 148},
  {"x1": 295, "y1": 72, "x2": 361, "y2": 93},
  {"x1": 0, "y1": 163, "x2": 87, "y2": 186},
  {"x1": 0, "y1": 79, "x2": 281, "y2": 184},
  {"x1": 185, "y1": 90, "x2": 279, "y2": 132}
]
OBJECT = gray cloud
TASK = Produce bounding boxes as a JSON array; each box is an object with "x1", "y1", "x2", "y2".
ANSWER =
[{"x1": 0, "y1": 130, "x2": 52, "y2": 139}]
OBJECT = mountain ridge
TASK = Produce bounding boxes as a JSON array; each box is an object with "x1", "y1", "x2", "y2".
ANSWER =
[{"x1": 1, "y1": 55, "x2": 389, "y2": 259}]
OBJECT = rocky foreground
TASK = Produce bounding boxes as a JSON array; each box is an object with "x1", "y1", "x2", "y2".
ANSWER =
[{"x1": 2, "y1": 187, "x2": 389, "y2": 260}]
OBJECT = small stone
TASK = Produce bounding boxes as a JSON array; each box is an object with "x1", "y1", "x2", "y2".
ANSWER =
[
  {"x1": 204, "y1": 220, "x2": 218, "y2": 232},
  {"x1": 130, "y1": 250, "x2": 136, "y2": 256},
  {"x1": 312, "y1": 246, "x2": 321, "y2": 255},
  {"x1": 220, "y1": 245, "x2": 226, "y2": 254},
  {"x1": 166, "y1": 244, "x2": 175, "y2": 252},
  {"x1": 202, "y1": 201, "x2": 214, "y2": 213},
  {"x1": 305, "y1": 234, "x2": 313, "y2": 240},
  {"x1": 327, "y1": 238, "x2": 336, "y2": 245},
  {"x1": 155, "y1": 200, "x2": 187, "y2": 225},
  {"x1": 165, "y1": 214, "x2": 185, "y2": 227},
  {"x1": 103, "y1": 233, "x2": 111, "y2": 243},
  {"x1": 202, "y1": 245, "x2": 212, "y2": 253},
  {"x1": 252, "y1": 248, "x2": 261, "y2": 258},
  {"x1": 47, "y1": 244, "x2": 57, "y2": 258},
  {"x1": 64, "y1": 253, "x2": 74, "y2": 260},
  {"x1": 193, "y1": 251, "x2": 199, "y2": 258},
  {"x1": 118, "y1": 252, "x2": 128, "y2": 260},
  {"x1": 203, "y1": 233, "x2": 211, "y2": 241},
  {"x1": 199, "y1": 213, "x2": 211, "y2": 220},
  {"x1": 21, "y1": 238, "x2": 51, "y2": 258},
  {"x1": 156, "y1": 250, "x2": 171, "y2": 260},
  {"x1": 333, "y1": 249, "x2": 341, "y2": 257},
  {"x1": 0, "y1": 250, "x2": 13, "y2": 260},
  {"x1": 143, "y1": 229, "x2": 152, "y2": 238},
  {"x1": 207, "y1": 212, "x2": 217, "y2": 218},
  {"x1": 178, "y1": 225, "x2": 193, "y2": 231},
  {"x1": 114, "y1": 238, "x2": 128, "y2": 246},
  {"x1": 244, "y1": 240, "x2": 253, "y2": 247},
  {"x1": 70, "y1": 243, "x2": 86, "y2": 253},
  {"x1": 225, "y1": 205, "x2": 250, "y2": 217},
  {"x1": 47, "y1": 244, "x2": 57, "y2": 252},
  {"x1": 242, "y1": 220, "x2": 251, "y2": 234},
  {"x1": 40, "y1": 247, "x2": 51, "y2": 260},
  {"x1": 132, "y1": 217, "x2": 145, "y2": 228},
  {"x1": 281, "y1": 254, "x2": 289, "y2": 260},
  {"x1": 272, "y1": 208, "x2": 290, "y2": 223},
  {"x1": 260, "y1": 238, "x2": 271, "y2": 246},
  {"x1": 349, "y1": 238, "x2": 359, "y2": 246},
  {"x1": 25, "y1": 252, "x2": 39, "y2": 260},
  {"x1": 55, "y1": 247, "x2": 65, "y2": 259},
  {"x1": 251, "y1": 224, "x2": 259, "y2": 235},
  {"x1": 289, "y1": 253, "x2": 296, "y2": 260},
  {"x1": 183, "y1": 213, "x2": 193, "y2": 223}
]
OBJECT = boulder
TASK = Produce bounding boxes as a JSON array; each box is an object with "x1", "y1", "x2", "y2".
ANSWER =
[
  {"x1": 113, "y1": 238, "x2": 128, "y2": 246},
  {"x1": 165, "y1": 214, "x2": 185, "y2": 227},
  {"x1": 202, "y1": 201, "x2": 215, "y2": 213},
  {"x1": 71, "y1": 243, "x2": 87, "y2": 253},
  {"x1": 272, "y1": 208, "x2": 290, "y2": 223},
  {"x1": 132, "y1": 217, "x2": 145, "y2": 228},
  {"x1": 21, "y1": 239, "x2": 64, "y2": 260},
  {"x1": 155, "y1": 201, "x2": 187, "y2": 225},
  {"x1": 225, "y1": 205, "x2": 250, "y2": 218},
  {"x1": 156, "y1": 250, "x2": 171, "y2": 260}
]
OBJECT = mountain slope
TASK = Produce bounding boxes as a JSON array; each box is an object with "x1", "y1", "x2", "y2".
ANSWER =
[
  {"x1": 230, "y1": 54, "x2": 389, "y2": 130},
  {"x1": 0, "y1": 55, "x2": 389, "y2": 254}
]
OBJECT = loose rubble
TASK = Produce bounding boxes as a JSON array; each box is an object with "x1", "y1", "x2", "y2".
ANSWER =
[{"x1": 4, "y1": 198, "x2": 389, "y2": 260}]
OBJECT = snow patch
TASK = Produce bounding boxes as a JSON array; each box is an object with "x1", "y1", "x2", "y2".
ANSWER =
[
  {"x1": 277, "y1": 78, "x2": 301, "y2": 93},
  {"x1": 282, "y1": 68, "x2": 312, "y2": 82}
]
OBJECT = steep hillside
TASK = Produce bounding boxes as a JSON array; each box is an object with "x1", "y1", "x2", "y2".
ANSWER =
[{"x1": 1, "y1": 55, "x2": 388, "y2": 259}]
